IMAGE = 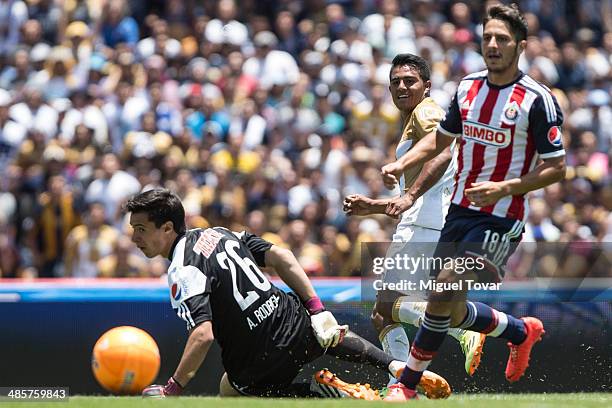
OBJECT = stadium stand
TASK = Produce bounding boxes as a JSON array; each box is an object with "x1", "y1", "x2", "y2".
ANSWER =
[{"x1": 0, "y1": 0, "x2": 609, "y2": 279}]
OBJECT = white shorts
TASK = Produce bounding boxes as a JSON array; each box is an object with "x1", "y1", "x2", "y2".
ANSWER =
[
  {"x1": 382, "y1": 225, "x2": 441, "y2": 296},
  {"x1": 391, "y1": 224, "x2": 441, "y2": 244}
]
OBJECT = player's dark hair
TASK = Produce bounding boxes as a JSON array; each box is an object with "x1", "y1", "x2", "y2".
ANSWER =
[
  {"x1": 390, "y1": 53, "x2": 430, "y2": 81},
  {"x1": 124, "y1": 189, "x2": 186, "y2": 234},
  {"x1": 483, "y1": 3, "x2": 527, "y2": 42}
]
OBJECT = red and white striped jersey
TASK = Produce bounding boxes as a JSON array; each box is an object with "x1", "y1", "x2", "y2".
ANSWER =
[{"x1": 438, "y1": 70, "x2": 565, "y2": 222}]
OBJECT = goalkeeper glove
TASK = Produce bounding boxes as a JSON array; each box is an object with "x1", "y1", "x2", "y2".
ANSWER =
[
  {"x1": 305, "y1": 296, "x2": 348, "y2": 348},
  {"x1": 142, "y1": 377, "x2": 183, "y2": 398}
]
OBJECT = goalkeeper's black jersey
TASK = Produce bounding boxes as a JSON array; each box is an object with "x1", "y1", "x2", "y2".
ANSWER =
[{"x1": 166, "y1": 228, "x2": 314, "y2": 387}]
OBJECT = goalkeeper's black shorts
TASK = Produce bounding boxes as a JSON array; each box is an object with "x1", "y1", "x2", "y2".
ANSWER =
[{"x1": 225, "y1": 293, "x2": 325, "y2": 396}]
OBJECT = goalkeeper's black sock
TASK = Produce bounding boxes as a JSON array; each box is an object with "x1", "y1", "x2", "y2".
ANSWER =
[{"x1": 327, "y1": 331, "x2": 393, "y2": 371}]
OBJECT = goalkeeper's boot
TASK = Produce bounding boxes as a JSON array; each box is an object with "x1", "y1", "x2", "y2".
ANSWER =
[
  {"x1": 459, "y1": 329, "x2": 486, "y2": 375},
  {"x1": 383, "y1": 383, "x2": 418, "y2": 401},
  {"x1": 312, "y1": 369, "x2": 380, "y2": 400},
  {"x1": 505, "y1": 317, "x2": 545, "y2": 382},
  {"x1": 391, "y1": 367, "x2": 451, "y2": 399}
]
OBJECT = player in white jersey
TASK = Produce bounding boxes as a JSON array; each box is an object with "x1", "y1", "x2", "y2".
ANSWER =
[
  {"x1": 343, "y1": 54, "x2": 485, "y2": 380},
  {"x1": 380, "y1": 5, "x2": 566, "y2": 401}
]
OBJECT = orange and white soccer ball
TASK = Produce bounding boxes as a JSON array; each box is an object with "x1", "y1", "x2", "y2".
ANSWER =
[{"x1": 92, "y1": 326, "x2": 161, "y2": 394}]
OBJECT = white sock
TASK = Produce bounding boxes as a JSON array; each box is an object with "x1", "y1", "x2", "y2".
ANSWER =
[
  {"x1": 393, "y1": 297, "x2": 470, "y2": 351},
  {"x1": 395, "y1": 298, "x2": 466, "y2": 344},
  {"x1": 394, "y1": 298, "x2": 427, "y2": 327},
  {"x1": 388, "y1": 360, "x2": 406, "y2": 379},
  {"x1": 379, "y1": 324, "x2": 409, "y2": 385},
  {"x1": 448, "y1": 327, "x2": 466, "y2": 342}
]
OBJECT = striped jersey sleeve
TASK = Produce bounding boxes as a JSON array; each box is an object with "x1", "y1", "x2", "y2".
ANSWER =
[
  {"x1": 527, "y1": 93, "x2": 565, "y2": 159},
  {"x1": 438, "y1": 91, "x2": 463, "y2": 137},
  {"x1": 168, "y1": 260, "x2": 213, "y2": 331}
]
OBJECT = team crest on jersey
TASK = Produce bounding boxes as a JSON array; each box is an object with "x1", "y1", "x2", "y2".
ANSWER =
[
  {"x1": 463, "y1": 121, "x2": 511, "y2": 148},
  {"x1": 547, "y1": 126, "x2": 562, "y2": 146},
  {"x1": 503, "y1": 101, "x2": 520, "y2": 122},
  {"x1": 171, "y1": 282, "x2": 182, "y2": 301},
  {"x1": 417, "y1": 106, "x2": 442, "y2": 122}
]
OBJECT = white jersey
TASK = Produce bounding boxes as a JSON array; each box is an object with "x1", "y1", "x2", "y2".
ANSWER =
[
  {"x1": 395, "y1": 97, "x2": 456, "y2": 231},
  {"x1": 396, "y1": 141, "x2": 456, "y2": 231}
]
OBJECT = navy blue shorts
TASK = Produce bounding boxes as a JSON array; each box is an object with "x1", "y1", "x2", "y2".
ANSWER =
[{"x1": 430, "y1": 204, "x2": 525, "y2": 282}]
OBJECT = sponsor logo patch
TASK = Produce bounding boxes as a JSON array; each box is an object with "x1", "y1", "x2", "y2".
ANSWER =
[
  {"x1": 462, "y1": 121, "x2": 511, "y2": 148},
  {"x1": 547, "y1": 126, "x2": 562, "y2": 147},
  {"x1": 171, "y1": 282, "x2": 182, "y2": 301},
  {"x1": 417, "y1": 106, "x2": 443, "y2": 122}
]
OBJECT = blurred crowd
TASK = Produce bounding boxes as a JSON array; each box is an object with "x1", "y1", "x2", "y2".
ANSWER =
[{"x1": 0, "y1": 0, "x2": 610, "y2": 279}]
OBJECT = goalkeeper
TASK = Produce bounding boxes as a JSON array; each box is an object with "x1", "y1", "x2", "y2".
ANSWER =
[{"x1": 125, "y1": 189, "x2": 449, "y2": 399}]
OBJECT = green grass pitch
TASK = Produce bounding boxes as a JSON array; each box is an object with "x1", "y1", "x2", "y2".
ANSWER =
[{"x1": 2, "y1": 394, "x2": 610, "y2": 408}]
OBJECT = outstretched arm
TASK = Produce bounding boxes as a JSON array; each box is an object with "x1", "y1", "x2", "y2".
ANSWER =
[
  {"x1": 143, "y1": 321, "x2": 214, "y2": 397},
  {"x1": 343, "y1": 194, "x2": 398, "y2": 216},
  {"x1": 172, "y1": 321, "x2": 215, "y2": 387}
]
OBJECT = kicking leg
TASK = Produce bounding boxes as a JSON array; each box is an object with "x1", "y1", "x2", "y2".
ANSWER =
[
  {"x1": 376, "y1": 291, "x2": 485, "y2": 376},
  {"x1": 393, "y1": 297, "x2": 485, "y2": 376},
  {"x1": 394, "y1": 267, "x2": 467, "y2": 398},
  {"x1": 375, "y1": 232, "x2": 486, "y2": 376},
  {"x1": 328, "y1": 330, "x2": 398, "y2": 373},
  {"x1": 455, "y1": 300, "x2": 544, "y2": 382},
  {"x1": 324, "y1": 330, "x2": 451, "y2": 399},
  {"x1": 396, "y1": 273, "x2": 542, "y2": 398},
  {"x1": 372, "y1": 237, "x2": 424, "y2": 371},
  {"x1": 372, "y1": 290, "x2": 410, "y2": 383}
]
